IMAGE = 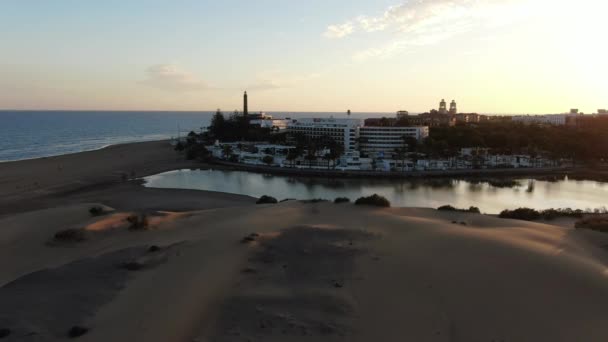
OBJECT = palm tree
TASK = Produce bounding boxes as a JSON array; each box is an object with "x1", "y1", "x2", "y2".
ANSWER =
[
  {"x1": 323, "y1": 153, "x2": 332, "y2": 169},
  {"x1": 305, "y1": 143, "x2": 318, "y2": 169},
  {"x1": 222, "y1": 145, "x2": 233, "y2": 160},
  {"x1": 286, "y1": 149, "x2": 299, "y2": 168},
  {"x1": 262, "y1": 155, "x2": 274, "y2": 166},
  {"x1": 395, "y1": 147, "x2": 407, "y2": 172}
]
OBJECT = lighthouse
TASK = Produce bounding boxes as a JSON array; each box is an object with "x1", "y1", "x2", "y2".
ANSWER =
[{"x1": 243, "y1": 91, "x2": 248, "y2": 117}]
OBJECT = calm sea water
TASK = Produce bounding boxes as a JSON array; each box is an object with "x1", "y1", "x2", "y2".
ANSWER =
[
  {"x1": 144, "y1": 169, "x2": 608, "y2": 213},
  {"x1": 0, "y1": 111, "x2": 211, "y2": 162},
  {"x1": 0, "y1": 110, "x2": 386, "y2": 162}
]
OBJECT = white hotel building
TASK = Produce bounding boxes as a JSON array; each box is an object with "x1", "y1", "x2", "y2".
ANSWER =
[
  {"x1": 511, "y1": 114, "x2": 578, "y2": 126},
  {"x1": 286, "y1": 118, "x2": 428, "y2": 157},
  {"x1": 359, "y1": 126, "x2": 429, "y2": 158},
  {"x1": 287, "y1": 118, "x2": 363, "y2": 151}
]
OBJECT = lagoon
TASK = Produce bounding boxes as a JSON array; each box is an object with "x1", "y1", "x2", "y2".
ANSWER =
[{"x1": 143, "y1": 169, "x2": 608, "y2": 214}]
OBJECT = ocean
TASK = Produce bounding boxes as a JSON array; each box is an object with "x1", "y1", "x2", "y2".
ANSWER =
[{"x1": 0, "y1": 110, "x2": 388, "y2": 162}]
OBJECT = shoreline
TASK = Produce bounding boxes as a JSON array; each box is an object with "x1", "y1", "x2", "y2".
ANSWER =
[
  {"x1": 207, "y1": 159, "x2": 608, "y2": 181},
  {"x1": 0, "y1": 140, "x2": 199, "y2": 215},
  {"x1": 1, "y1": 139, "x2": 607, "y2": 217},
  {"x1": 0, "y1": 136, "x2": 176, "y2": 164},
  {"x1": 3, "y1": 137, "x2": 607, "y2": 182}
]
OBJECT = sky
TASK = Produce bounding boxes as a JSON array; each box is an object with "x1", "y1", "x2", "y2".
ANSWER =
[{"x1": 0, "y1": 0, "x2": 606, "y2": 114}]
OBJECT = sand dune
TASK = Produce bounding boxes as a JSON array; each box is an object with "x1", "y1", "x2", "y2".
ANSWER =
[
  {"x1": 2, "y1": 142, "x2": 608, "y2": 340},
  {"x1": 1, "y1": 201, "x2": 608, "y2": 341}
]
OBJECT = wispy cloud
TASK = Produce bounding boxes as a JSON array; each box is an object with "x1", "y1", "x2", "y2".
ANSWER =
[
  {"x1": 323, "y1": 22, "x2": 355, "y2": 39},
  {"x1": 248, "y1": 71, "x2": 321, "y2": 91},
  {"x1": 324, "y1": 0, "x2": 526, "y2": 61},
  {"x1": 140, "y1": 64, "x2": 208, "y2": 92}
]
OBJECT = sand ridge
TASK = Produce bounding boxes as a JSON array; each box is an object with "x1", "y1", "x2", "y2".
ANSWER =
[{"x1": 1, "y1": 202, "x2": 608, "y2": 341}]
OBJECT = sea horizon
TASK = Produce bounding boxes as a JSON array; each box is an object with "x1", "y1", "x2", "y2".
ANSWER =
[{"x1": 0, "y1": 110, "x2": 396, "y2": 162}]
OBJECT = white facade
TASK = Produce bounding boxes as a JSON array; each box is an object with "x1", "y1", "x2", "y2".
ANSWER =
[
  {"x1": 287, "y1": 118, "x2": 363, "y2": 151},
  {"x1": 210, "y1": 142, "x2": 295, "y2": 166},
  {"x1": 359, "y1": 126, "x2": 429, "y2": 158},
  {"x1": 250, "y1": 119, "x2": 290, "y2": 132},
  {"x1": 511, "y1": 114, "x2": 571, "y2": 125},
  {"x1": 337, "y1": 151, "x2": 372, "y2": 170}
]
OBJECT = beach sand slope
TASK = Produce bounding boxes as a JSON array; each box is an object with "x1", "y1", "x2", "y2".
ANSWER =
[{"x1": 1, "y1": 202, "x2": 608, "y2": 341}]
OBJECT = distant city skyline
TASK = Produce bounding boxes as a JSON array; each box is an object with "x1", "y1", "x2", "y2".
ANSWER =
[{"x1": 0, "y1": 0, "x2": 606, "y2": 114}]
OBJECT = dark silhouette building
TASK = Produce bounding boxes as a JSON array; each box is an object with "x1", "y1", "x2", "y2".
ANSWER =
[{"x1": 243, "y1": 91, "x2": 248, "y2": 117}]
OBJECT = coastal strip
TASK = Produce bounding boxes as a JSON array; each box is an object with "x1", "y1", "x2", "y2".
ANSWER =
[
  {"x1": 209, "y1": 159, "x2": 605, "y2": 180},
  {"x1": 0, "y1": 140, "x2": 204, "y2": 215}
]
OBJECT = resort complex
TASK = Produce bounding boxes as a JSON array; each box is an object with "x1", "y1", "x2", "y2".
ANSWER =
[{"x1": 174, "y1": 92, "x2": 608, "y2": 172}]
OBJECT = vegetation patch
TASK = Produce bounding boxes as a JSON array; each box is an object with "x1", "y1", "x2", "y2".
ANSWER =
[
  {"x1": 498, "y1": 207, "x2": 603, "y2": 221},
  {"x1": 437, "y1": 205, "x2": 481, "y2": 213},
  {"x1": 334, "y1": 197, "x2": 351, "y2": 204},
  {"x1": 54, "y1": 228, "x2": 87, "y2": 243},
  {"x1": 241, "y1": 233, "x2": 260, "y2": 244},
  {"x1": 256, "y1": 195, "x2": 278, "y2": 204},
  {"x1": 119, "y1": 261, "x2": 144, "y2": 271},
  {"x1": 498, "y1": 208, "x2": 542, "y2": 221},
  {"x1": 0, "y1": 328, "x2": 11, "y2": 338},
  {"x1": 88, "y1": 206, "x2": 105, "y2": 216},
  {"x1": 67, "y1": 326, "x2": 89, "y2": 338},
  {"x1": 126, "y1": 214, "x2": 149, "y2": 230},
  {"x1": 354, "y1": 194, "x2": 391, "y2": 208},
  {"x1": 575, "y1": 216, "x2": 608, "y2": 233},
  {"x1": 300, "y1": 199, "x2": 329, "y2": 204}
]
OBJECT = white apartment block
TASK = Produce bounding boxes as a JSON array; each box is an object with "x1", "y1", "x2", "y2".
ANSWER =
[
  {"x1": 250, "y1": 119, "x2": 290, "y2": 132},
  {"x1": 287, "y1": 118, "x2": 363, "y2": 151},
  {"x1": 511, "y1": 114, "x2": 573, "y2": 125},
  {"x1": 359, "y1": 126, "x2": 429, "y2": 158}
]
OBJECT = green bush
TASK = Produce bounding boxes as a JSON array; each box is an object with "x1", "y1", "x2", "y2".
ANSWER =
[
  {"x1": 499, "y1": 208, "x2": 541, "y2": 221},
  {"x1": 438, "y1": 205, "x2": 480, "y2": 213},
  {"x1": 54, "y1": 228, "x2": 87, "y2": 242},
  {"x1": 0, "y1": 328, "x2": 11, "y2": 338},
  {"x1": 67, "y1": 326, "x2": 89, "y2": 338},
  {"x1": 499, "y1": 207, "x2": 595, "y2": 221},
  {"x1": 355, "y1": 194, "x2": 390, "y2": 208},
  {"x1": 334, "y1": 197, "x2": 351, "y2": 204},
  {"x1": 127, "y1": 214, "x2": 149, "y2": 230},
  {"x1": 300, "y1": 199, "x2": 328, "y2": 203},
  {"x1": 256, "y1": 195, "x2": 278, "y2": 204},
  {"x1": 89, "y1": 206, "x2": 104, "y2": 216}
]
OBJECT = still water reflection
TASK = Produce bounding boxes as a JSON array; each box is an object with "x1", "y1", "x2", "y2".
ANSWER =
[{"x1": 143, "y1": 169, "x2": 608, "y2": 214}]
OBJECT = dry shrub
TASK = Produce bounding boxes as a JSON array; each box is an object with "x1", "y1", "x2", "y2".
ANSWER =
[{"x1": 575, "y1": 215, "x2": 608, "y2": 233}]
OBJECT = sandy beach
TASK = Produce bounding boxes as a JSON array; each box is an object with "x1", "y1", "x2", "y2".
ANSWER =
[
  {"x1": 2, "y1": 140, "x2": 608, "y2": 341},
  {"x1": 0, "y1": 140, "x2": 251, "y2": 216}
]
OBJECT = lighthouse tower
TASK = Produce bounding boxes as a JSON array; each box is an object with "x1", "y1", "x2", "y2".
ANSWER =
[{"x1": 243, "y1": 91, "x2": 248, "y2": 117}]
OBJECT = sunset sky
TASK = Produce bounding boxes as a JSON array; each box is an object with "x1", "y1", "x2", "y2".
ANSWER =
[{"x1": 1, "y1": 0, "x2": 606, "y2": 114}]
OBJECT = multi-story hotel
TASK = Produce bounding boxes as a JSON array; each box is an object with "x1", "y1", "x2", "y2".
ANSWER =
[
  {"x1": 286, "y1": 118, "x2": 363, "y2": 151},
  {"x1": 359, "y1": 126, "x2": 429, "y2": 158},
  {"x1": 287, "y1": 117, "x2": 428, "y2": 157}
]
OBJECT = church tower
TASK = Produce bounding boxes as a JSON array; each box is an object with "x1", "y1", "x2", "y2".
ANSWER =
[
  {"x1": 439, "y1": 99, "x2": 447, "y2": 114},
  {"x1": 449, "y1": 100, "x2": 457, "y2": 115},
  {"x1": 243, "y1": 91, "x2": 248, "y2": 117}
]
